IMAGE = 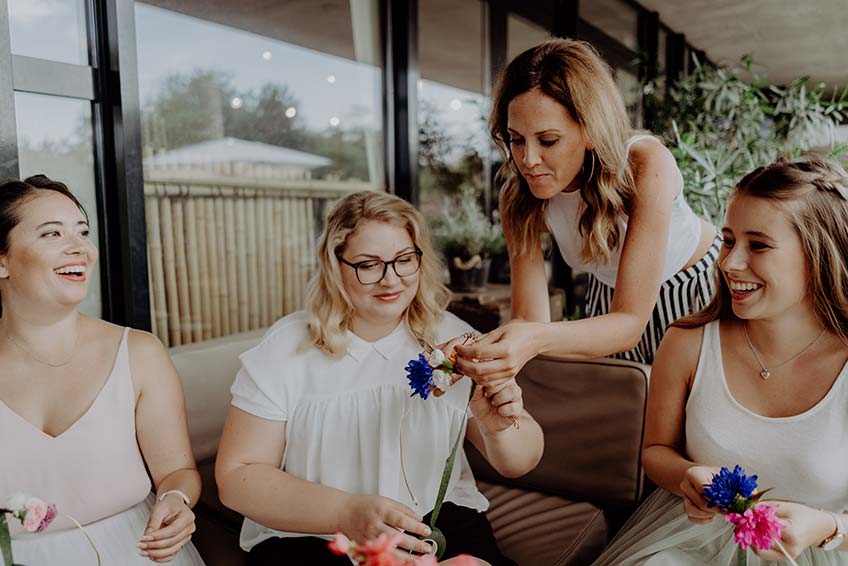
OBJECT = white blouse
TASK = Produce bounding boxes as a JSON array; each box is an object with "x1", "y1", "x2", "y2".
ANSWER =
[{"x1": 230, "y1": 310, "x2": 490, "y2": 552}]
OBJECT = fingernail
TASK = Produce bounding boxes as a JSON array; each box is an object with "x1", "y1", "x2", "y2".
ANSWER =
[
  {"x1": 141, "y1": 535, "x2": 153, "y2": 542},
  {"x1": 140, "y1": 550, "x2": 149, "y2": 557},
  {"x1": 144, "y1": 528, "x2": 153, "y2": 534},
  {"x1": 424, "y1": 527, "x2": 431, "y2": 535},
  {"x1": 138, "y1": 542, "x2": 147, "y2": 549}
]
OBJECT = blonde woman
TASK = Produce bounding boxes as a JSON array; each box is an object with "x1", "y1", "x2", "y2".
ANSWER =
[
  {"x1": 215, "y1": 191, "x2": 543, "y2": 565},
  {"x1": 595, "y1": 159, "x2": 848, "y2": 565},
  {"x1": 455, "y1": 38, "x2": 718, "y2": 383}
]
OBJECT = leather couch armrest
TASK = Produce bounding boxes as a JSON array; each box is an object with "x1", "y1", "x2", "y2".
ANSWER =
[{"x1": 467, "y1": 356, "x2": 650, "y2": 507}]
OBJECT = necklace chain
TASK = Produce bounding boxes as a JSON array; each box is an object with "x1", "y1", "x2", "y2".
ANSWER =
[
  {"x1": 6, "y1": 319, "x2": 80, "y2": 368},
  {"x1": 743, "y1": 322, "x2": 825, "y2": 380}
]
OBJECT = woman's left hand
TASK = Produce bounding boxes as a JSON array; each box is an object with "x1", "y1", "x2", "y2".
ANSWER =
[
  {"x1": 469, "y1": 378, "x2": 523, "y2": 434},
  {"x1": 453, "y1": 320, "x2": 546, "y2": 390},
  {"x1": 139, "y1": 494, "x2": 196, "y2": 563},
  {"x1": 753, "y1": 501, "x2": 835, "y2": 562}
]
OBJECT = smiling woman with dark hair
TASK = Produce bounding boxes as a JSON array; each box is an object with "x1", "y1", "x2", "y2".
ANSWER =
[{"x1": 0, "y1": 175, "x2": 206, "y2": 565}]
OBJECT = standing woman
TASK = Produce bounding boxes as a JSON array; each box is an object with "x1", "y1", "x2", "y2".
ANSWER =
[
  {"x1": 456, "y1": 38, "x2": 718, "y2": 381},
  {"x1": 0, "y1": 175, "x2": 205, "y2": 565}
]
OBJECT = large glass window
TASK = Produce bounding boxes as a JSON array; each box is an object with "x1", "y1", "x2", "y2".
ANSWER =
[
  {"x1": 14, "y1": 92, "x2": 101, "y2": 317},
  {"x1": 418, "y1": 0, "x2": 489, "y2": 218},
  {"x1": 7, "y1": 0, "x2": 89, "y2": 65},
  {"x1": 135, "y1": 0, "x2": 384, "y2": 346}
]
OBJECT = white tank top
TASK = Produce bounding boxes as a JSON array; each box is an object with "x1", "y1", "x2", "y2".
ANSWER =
[
  {"x1": 544, "y1": 134, "x2": 701, "y2": 287},
  {"x1": 685, "y1": 321, "x2": 848, "y2": 512}
]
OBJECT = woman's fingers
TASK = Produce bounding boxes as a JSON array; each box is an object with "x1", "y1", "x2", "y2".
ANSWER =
[
  {"x1": 385, "y1": 526, "x2": 433, "y2": 555},
  {"x1": 455, "y1": 357, "x2": 511, "y2": 380},
  {"x1": 144, "y1": 509, "x2": 195, "y2": 541},
  {"x1": 141, "y1": 525, "x2": 195, "y2": 551}
]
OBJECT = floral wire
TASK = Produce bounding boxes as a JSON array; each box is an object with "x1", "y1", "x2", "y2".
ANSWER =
[
  {"x1": 61, "y1": 513, "x2": 101, "y2": 566},
  {"x1": 399, "y1": 396, "x2": 420, "y2": 507}
]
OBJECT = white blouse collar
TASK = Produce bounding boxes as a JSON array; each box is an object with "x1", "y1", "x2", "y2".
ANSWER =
[{"x1": 345, "y1": 320, "x2": 411, "y2": 362}]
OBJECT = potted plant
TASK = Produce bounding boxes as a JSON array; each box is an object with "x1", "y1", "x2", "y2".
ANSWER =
[
  {"x1": 431, "y1": 185, "x2": 505, "y2": 292},
  {"x1": 643, "y1": 54, "x2": 848, "y2": 223}
]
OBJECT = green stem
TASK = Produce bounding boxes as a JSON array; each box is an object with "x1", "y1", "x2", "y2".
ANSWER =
[
  {"x1": 0, "y1": 514, "x2": 13, "y2": 566},
  {"x1": 429, "y1": 383, "x2": 474, "y2": 528},
  {"x1": 736, "y1": 545, "x2": 747, "y2": 566}
]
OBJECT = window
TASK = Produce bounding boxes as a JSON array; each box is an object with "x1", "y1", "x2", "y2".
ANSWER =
[
  {"x1": 135, "y1": 0, "x2": 384, "y2": 346},
  {"x1": 14, "y1": 92, "x2": 100, "y2": 317},
  {"x1": 418, "y1": 0, "x2": 490, "y2": 218}
]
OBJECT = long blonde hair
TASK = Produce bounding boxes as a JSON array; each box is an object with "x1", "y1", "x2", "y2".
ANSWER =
[
  {"x1": 674, "y1": 157, "x2": 848, "y2": 343},
  {"x1": 304, "y1": 191, "x2": 450, "y2": 357},
  {"x1": 491, "y1": 38, "x2": 637, "y2": 262}
]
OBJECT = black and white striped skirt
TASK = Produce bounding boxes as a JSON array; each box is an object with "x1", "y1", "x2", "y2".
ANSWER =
[{"x1": 585, "y1": 235, "x2": 721, "y2": 365}]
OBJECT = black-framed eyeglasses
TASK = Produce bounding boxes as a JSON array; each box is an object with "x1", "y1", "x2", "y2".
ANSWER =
[{"x1": 338, "y1": 249, "x2": 423, "y2": 285}]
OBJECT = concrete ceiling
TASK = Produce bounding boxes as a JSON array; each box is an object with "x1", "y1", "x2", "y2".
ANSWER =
[{"x1": 640, "y1": 0, "x2": 848, "y2": 87}]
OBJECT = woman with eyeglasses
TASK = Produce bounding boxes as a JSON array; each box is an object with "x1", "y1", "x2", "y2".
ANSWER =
[{"x1": 215, "y1": 191, "x2": 543, "y2": 565}]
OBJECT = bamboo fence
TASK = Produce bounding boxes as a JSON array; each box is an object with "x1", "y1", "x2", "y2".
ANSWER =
[{"x1": 143, "y1": 177, "x2": 372, "y2": 346}]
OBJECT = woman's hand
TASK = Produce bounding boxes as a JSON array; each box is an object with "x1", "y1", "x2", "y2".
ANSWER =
[
  {"x1": 139, "y1": 494, "x2": 196, "y2": 563},
  {"x1": 453, "y1": 320, "x2": 546, "y2": 389},
  {"x1": 754, "y1": 502, "x2": 835, "y2": 562},
  {"x1": 340, "y1": 494, "x2": 434, "y2": 555},
  {"x1": 679, "y1": 465, "x2": 722, "y2": 524},
  {"x1": 469, "y1": 379, "x2": 523, "y2": 434}
]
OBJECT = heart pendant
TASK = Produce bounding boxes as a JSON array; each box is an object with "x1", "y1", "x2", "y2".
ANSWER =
[{"x1": 760, "y1": 370, "x2": 770, "y2": 380}]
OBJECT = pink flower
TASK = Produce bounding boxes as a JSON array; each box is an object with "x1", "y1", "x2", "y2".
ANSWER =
[
  {"x1": 328, "y1": 533, "x2": 352, "y2": 556},
  {"x1": 21, "y1": 497, "x2": 48, "y2": 532},
  {"x1": 36, "y1": 503, "x2": 58, "y2": 533},
  {"x1": 726, "y1": 504, "x2": 784, "y2": 550},
  {"x1": 359, "y1": 532, "x2": 404, "y2": 566}
]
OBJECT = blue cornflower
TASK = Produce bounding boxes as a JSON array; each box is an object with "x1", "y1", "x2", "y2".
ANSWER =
[
  {"x1": 702, "y1": 465, "x2": 758, "y2": 511},
  {"x1": 405, "y1": 354, "x2": 434, "y2": 399}
]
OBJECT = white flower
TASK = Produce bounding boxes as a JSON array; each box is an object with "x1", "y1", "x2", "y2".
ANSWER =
[
  {"x1": 427, "y1": 349, "x2": 446, "y2": 368},
  {"x1": 6, "y1": 493, "x2": 28, "y2": 512},
  {"x1": 432, "y1": 369, "x2": 451, "y2": 392}
]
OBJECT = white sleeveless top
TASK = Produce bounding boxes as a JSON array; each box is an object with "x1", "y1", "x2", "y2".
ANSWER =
[
  {"x1": 685, "y1": 321, "x2": 848, "y2": 512},
  {"x1": 545, "y1": 134, "x2": 701, "y2": 287},
  {"x1": 230, "y1": 311, "x2": 489, "y2": 551}
]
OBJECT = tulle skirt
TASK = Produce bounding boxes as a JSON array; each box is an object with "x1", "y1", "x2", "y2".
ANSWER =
[
  {"x1": 11, "y1": 493, "x2": 206, "y2": 566},
  {"x1": 594, "y1": 488, "x2": 848, "y2": 566}
]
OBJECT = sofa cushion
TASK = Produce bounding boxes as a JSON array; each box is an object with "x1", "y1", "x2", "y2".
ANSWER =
[
  {"x1": 479, "y1": 481, "x2": 608, "y2": 566},
  {"x1": 468, "y1": 356, "x2": 650, "y2": 508},
  {"x1": 170, "y1": 329, "x2": 266, "y2": 462}
]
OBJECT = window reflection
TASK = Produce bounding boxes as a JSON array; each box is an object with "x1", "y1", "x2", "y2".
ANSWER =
[
  {"x1": 135, "y1": 1, "x2": 384, "y2": 346},
  {"x1": 418, "y1": 0, "x2": 489, "y2": 218},
  {"x1": 8, "y1": 0, "x2": 88, "y2": 65},
  {"x1": 14, "y1": 92, "x2": 101, "y2": 317}
]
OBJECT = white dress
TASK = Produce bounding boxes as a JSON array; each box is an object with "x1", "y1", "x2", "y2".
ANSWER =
[
  {"x1": 230, "y1": 311, "x2": 489, "y2": 552},
  {"x1": 2, "y1": 329, "x2": 205, "y2": 566},
  {"x1": 594, "y1": 321, "x2": 848, "y2": 565}
]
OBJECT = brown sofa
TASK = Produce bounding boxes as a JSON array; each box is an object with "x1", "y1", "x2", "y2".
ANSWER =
[{"x1": 171, "y1": 332, "x2": 650, "y2": 566}]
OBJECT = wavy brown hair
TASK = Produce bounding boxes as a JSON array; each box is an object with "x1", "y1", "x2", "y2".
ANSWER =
[
  {"x1": 673, "y1": 157, "x2": 848, "y2": 343},
  {"x1": 304, "y1": 191, "x2": 451, "y2": 357},
  {"x1": 491, "y1": 38, "x2": 637, "y2": 262}
]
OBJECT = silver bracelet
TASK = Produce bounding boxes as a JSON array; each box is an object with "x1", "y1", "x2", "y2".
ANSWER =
[{"x1": 158, "y1": 489, "x2": 191, "y2": 507}]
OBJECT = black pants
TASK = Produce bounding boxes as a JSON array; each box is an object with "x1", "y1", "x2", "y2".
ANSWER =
[{"x1": 247, "y1": 502, "x2": 515, "y2": 566}]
